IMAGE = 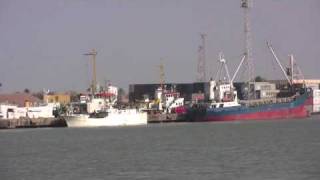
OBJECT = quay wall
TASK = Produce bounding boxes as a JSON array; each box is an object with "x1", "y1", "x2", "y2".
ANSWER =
[{"x1": 0, "y1": 117, "x2": 66, "y2": 129}]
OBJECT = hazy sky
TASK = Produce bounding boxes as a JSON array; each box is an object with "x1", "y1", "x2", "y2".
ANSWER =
[{"x1": 0, "y1": 0, "x2": 319, "y2": 92}]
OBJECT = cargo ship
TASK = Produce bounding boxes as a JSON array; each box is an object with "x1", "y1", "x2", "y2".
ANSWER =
[
  {"x1": 187, "y1": 0, "x2": 311, "y2": 122},
  {"x1": 188, "y1": 81, "x2": 310, "y2": 122},
  {"x1": 187, "y1": 52, "x2": 311, "y2": 122}
]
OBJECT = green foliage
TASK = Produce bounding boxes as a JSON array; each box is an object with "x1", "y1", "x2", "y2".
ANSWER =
[
  {"x1": 255, "y1": 76, "x2": 267, "y2": 82},
  {"x1": 32, "y1": 92, "x2": 44, "y2": 100},
  {"x1": 24, "y1": 88, "x2": 30, "y2": 93}
]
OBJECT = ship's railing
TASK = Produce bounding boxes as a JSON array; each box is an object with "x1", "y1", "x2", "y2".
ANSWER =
[{"x1": 239, "y1": 96, "x2": 296, "y2": 107}]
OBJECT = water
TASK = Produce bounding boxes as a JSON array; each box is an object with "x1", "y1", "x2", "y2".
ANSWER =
[{"x1": 1, "y1": 117, "x2": 320, "y2": 180}]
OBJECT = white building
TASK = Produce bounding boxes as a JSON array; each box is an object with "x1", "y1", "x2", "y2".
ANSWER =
[{"x1": 0, "y1": 103, "x2": 55, "y2": 119}]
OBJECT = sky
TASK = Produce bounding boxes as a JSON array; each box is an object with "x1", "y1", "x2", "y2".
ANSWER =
[{"x1": 0, "y1": 0, "x2": 319, "y2": 93}]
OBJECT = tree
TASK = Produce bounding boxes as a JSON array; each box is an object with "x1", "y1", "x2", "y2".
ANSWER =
[
  {"x1": 32, "y1": 91, "x2": 44, "y2": 100},
  {"x1": 69, "y1": 91, "x2": 80, "y2": 102},
  {"x1": 255, "y1": 76, "x2": 267, "y2": 82},
  {"x1": 24, "y1": 88, "x2": 30, "y2": 94}
]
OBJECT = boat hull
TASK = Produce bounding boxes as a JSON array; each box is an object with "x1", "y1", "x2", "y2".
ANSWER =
[
  {"x1": 65, "y1": 111, "x2": 147, "y2": 127},
  {"x1": 204, "y1": 105, "x2": 307, "y2": 121},
  {"x1": 189, "y1": 92, "x2": 311, "y2": 122}
]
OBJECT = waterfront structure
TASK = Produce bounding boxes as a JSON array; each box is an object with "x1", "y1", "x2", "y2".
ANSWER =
[{"x1": 0, "y1": 103, "x2": 55, "y2": 119}]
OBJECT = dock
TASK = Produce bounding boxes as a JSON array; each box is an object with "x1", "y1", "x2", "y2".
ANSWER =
[
  {"x1": 147, "y1": 113, "x2": 187, "y2": 123},
  {"x1": 0, "y1": 117, "x2": 67, "y2": 129}
]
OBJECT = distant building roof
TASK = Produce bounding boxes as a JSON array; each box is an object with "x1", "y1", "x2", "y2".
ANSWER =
[{"x1": 0, "y1": 93, "x2": 42, "y2": 107}]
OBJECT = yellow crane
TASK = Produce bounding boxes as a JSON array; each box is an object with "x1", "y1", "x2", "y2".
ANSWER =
[{"x1": 159, "y1": 60, "x2": 165, "y2": 90}]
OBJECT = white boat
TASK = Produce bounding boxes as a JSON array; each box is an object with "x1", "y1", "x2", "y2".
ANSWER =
[
  {"x1": 64, "y1": 49, "x2": 147, "y2": 127},
  {"x1": 64, "y1": 97, "x2": 147, "y2": 128},
  {"x1": 65, "y1": 108, "x2": 147, "y2": 127}
]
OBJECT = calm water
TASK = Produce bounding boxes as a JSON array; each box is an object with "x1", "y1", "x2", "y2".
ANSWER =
[{"x1": 1, "y1": 117, "x2": 320, "y2": 180}]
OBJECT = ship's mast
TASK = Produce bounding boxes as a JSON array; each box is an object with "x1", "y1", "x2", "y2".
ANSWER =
[
  {"x1": 267, "y1": 42, "x2": 292, "y2": 86},
  {"x1": 84, "y1": 49, "x2": 98, "y2": 95},
  {"x1": 241, "y1": 0, "x2": 255, "y2": 98},
  {"x1": 215, "y1": 52, "x2": 231, "y2": 84}
]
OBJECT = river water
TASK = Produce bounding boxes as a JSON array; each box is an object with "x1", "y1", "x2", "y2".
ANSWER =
[{"x1": 1, "y1": 117, "x2": 320, "y2": 180}]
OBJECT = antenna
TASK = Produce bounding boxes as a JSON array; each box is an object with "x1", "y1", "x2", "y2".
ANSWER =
[
  {"x1": 197, "y1": 33, "x2": 207, "y2": 82},
  {"x1": 84, "y1": 49, "x2": 98, "y2": 94}
]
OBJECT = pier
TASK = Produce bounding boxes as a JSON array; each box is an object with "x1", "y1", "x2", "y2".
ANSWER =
[{"x1": 0, "y1": 117, "x2": 67, "y2": 129}]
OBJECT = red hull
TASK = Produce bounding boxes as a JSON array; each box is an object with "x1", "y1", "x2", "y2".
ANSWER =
[{"x1": 204, "y1": 105, "x2": 308, "y2": 121}]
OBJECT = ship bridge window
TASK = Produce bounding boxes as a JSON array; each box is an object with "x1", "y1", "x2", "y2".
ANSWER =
[{"x1": 219, "y1": 104, "x2": 224, "y2": 108}]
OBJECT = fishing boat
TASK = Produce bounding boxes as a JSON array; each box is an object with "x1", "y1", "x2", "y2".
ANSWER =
[
  {"x1": 65, "y1": 90, "x2": 147, "y2": 127},
  {"x1": 65, "y1": 103, "x2": 147, "y2": 127},
  {"x1": 64, "y1": 49, "x2": 147, "y2": 127},
  {"x1": 142, "y1": 86, "x2": 186, "y2": 123}
]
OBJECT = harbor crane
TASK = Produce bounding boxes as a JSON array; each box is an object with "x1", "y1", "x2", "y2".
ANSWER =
[{"x1": 84, "y1": 49, "x2": 98, "y2": 95}]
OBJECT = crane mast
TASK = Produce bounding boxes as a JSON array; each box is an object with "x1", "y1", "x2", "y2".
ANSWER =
[
  {"x1": 197, "y1": 33, "x2": 207, "y2": 82},
  {"x1": 242, "y1": 0, "x2": 255, "y2": 99},
  {"x1": 84, "y1": 49, "x2": 98, "y2": 95},
  {"x1": 159, "y1": 60, "x2": 165, "y2": 90}
]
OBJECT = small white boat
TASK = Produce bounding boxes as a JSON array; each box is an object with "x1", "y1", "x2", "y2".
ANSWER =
[
  {"x1": 65, "y1": 108, "x2": 147, "y2": 127},
  {"x1": 65, "y1": 97, "x2": 147, "y2": 128},
  {"x1": 64, "y1": 49, "x2": 147, "y2": 127}
]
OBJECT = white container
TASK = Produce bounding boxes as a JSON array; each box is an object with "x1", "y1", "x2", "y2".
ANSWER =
[
  {"x1": 313, "y1": 90, "x2": 320, "y2": 105},
  {"x1": 313, "y1": 104, "x2": 320, "y2": 113}
]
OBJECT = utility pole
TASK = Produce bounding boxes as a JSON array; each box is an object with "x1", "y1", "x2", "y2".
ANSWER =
[
  {"x1": 84, "y1": 49, "x2": 98, "y2": 95},
  {"x1": 197, "y1": 33, "x2": 207, "y2": 82}
]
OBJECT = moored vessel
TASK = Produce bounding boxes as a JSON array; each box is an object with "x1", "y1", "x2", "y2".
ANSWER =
[
  {"x1": 142, "y1": 86, "x2": 186, "y2": 123},
  {"x1": 64, "y1": 49, "x2": 147, "y2": 127},
  {"x1": 65, "y1": 108, "x2": 147, "y2": 127},
  {"x1": 187, "y1": 52, "x2": 311, "y2": 122},
  {"x1": 65, "y1": 96, "x2": 147, "y2": 127}
]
